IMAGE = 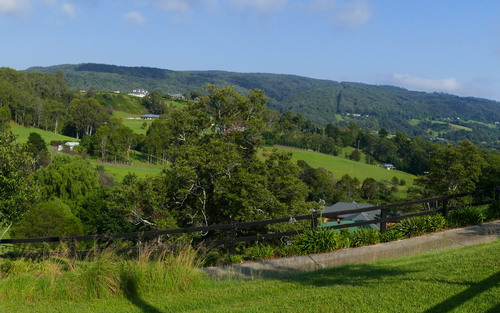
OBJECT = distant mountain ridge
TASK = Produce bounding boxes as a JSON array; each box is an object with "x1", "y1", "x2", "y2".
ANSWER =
[{"x1": 26, "y1": 63, "x2": 500, "y2": 133}]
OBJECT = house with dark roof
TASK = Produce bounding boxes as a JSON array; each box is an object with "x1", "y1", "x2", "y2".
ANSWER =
[
  {"x1": 322, "y1": 202, "x2": 381, "y2": 230},
  {"x1": 141, "y1": 114, "x2": 160, "y2": 120},
  {"x1": 380, "y1": 163, "x2": 396, "y2": 170}
]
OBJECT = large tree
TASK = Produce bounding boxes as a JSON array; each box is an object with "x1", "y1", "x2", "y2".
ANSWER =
[
  {"x1": 0, "y1": 132, "x2": 39, "y2": 237},
  {"x1": 416, "y1": 140, "x2": 485, "y2": 196}
]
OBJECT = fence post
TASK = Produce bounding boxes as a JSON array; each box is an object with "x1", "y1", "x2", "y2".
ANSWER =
[
  {"x1": 380, "y1": 204, "x2": 387, "y2": 233},
  {"x1": 70, "y1": 235, "x2": 77, "y2": 258},
  {"x1": 442, "y1": 198, "x2": 449, "y2": 218},
  {"x1": 229, "y1": 221, "x2": 237, "y2": 255},
  {"x1": 311, "y1": 211, "x2": 318, "y2": 229}
]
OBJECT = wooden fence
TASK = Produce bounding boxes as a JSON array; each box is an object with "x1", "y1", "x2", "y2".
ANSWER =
[{"x1": 1, "y1": 186, "x2": 498, "y2": 258}]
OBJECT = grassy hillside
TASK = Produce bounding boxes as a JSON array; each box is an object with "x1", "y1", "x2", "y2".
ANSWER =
[
  {"x1": 2, "y1": 239, "x2": 497, "y2": 312},
  {"x1": 96, "y1": 92, "x2": 147, "y2": 114},
  {"x1": 266, "y1": 146, "x2": 416, "y2": 186},
  {"x1": 10, "y1": 123, "x2": 79, "y2": 144},
  {"x1": 10, "y1": 123, "x2": 162, "y2": 181}
]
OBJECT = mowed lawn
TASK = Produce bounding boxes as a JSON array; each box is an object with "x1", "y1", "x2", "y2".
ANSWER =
[
  {"x1": 4, "y1": 240, "x2": 499, "y2": 312},
  {"x1": 265, "y1": 146, "x2": 416, "y2": 186}
]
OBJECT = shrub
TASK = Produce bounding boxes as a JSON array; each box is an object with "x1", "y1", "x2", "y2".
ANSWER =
[
  {"x1": 396, "y1": 216, "x2": 427, "y2": 237},
  {"x1": 447, "y1": 206, "x2": 486, "y2": 227},
  {"x1": 381, "y1": 227, "x2": 404, "y2": 242},
  {"x1": 351, "y1": 228, "x2": 380, "y2": 247},
  {"x1": 277, "y1": 243, "x2": 302, "y2": 257},
  {"x1": 425, "y1": 214, "x2": 447, "y2": 232},
  {"x1": 485, "y1": 201, "x2": 500, "y2": 220},
  {"x1": 246, "y1": 245, "x2": 275, "y2": 260},
  {"x1": 335, "y1": 229, "x2": 352, "y2": 249},
  {"x1": 297, "y1": 229, "x2": 337, "y2": 254},
  {"x1": 224, "y1": 254, "x2": 244, "y2": 264}
]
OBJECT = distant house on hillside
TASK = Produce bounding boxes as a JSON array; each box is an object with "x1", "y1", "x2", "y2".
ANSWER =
[
  {"x1": 58, "y1": 142, "x2": 80, "y2": 151},
  {"x1": 380, "y1": 163, "x2": 396, "y2": 170},
  {"x1": 322, "y1": 202, "x2": 380, "y2": 230},
  {"x1": 128, "y1": 89, "x2": 149, "y2": 98},
  {"x1": 141, "y1": 114, "x2": 160, "y2": 120}
]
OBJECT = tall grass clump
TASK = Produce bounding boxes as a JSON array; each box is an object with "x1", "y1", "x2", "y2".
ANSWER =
[{"x1": 0, "y1": 243, "x2": 205, "y2": 304}]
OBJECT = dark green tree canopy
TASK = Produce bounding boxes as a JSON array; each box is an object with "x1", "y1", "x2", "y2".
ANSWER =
[{"x1": 0, "y1": 132, "x2": 39, "y2": 228}]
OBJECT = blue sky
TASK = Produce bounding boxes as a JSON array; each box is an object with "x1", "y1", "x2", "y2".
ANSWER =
[{"x1": 1, "y1": 0, "x2": 500, "y2": 101}]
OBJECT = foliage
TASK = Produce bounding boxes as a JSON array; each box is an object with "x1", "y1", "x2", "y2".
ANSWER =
[
  {"x1": 35, "y1": 154, "x2": 100, "y2": 201},
  {"x1": 350, "y1": 228, "x2": 380, "y2": 247},
  {"x1": 297, "y1": 229, "x2": 337, "y2": 254},
  {"x1": 416, "y1": 140, "x2": 485, "y2": 196},
  {"x1": 396, "y1": 216, "x2": 427, "y2": 237},
  {"x1": 425, "y1": 214, "x2": 447, "y2": 232},
  {"x1": 447, "y1": 206, "x2": 486, "y2": 227},
  {"x1": 0, "y1": 132, "x2": 39, "y2": 229},
  {"x1": 380, "y1": 227, "x2": 403, "y2": 242},
  {"x1": 76, "y1": 188, "x2": 137, "y2": 235},
  {"x1": 485, "y1": 201, "x2": 500, "y2": 220},
  {"x1": 10, "y1": 198, "x2": 83, "y2": 238},
  {"x1": 246, "y1": 245, "x2": 275, "y2": 260},
  {"x1": 395, "y1": 214, "x2": 447, "y2": 237}
]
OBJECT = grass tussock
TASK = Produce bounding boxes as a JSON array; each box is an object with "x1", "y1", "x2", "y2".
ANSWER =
[{"x1": 0, "y1": 243, "x2": 204, "y2": 304}]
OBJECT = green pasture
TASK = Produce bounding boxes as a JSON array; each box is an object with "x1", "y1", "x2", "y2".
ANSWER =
[
  {"x1": 96, "y1": 93, "x2": 147, "y2": 114},
  {"x1": 10, "y1": 123, "x2": 78, "y2": 144},
  {"x1": 265, "y1": 146, "x2": 416, "y2": 186},
  {"x1": 112, "y1": 110, "x2": 151, "y2": 135},
  {"x1": 2, "y1": 239, "x2": 498, "y2": 312},
  {"x1": 90, "y1": 158, "x2": 163, "y2": 182}
]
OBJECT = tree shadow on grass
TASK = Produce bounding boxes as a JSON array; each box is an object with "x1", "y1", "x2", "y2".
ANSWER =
[
  {"x1": 423, "y1": 271, "x2": 500, "y2": 313},
  {"x1": 281, "y1": 264, "x2": 416, "y2": 287},
  {"x1": 121, "y1": 271, "x2": 163, "y2": 313}
]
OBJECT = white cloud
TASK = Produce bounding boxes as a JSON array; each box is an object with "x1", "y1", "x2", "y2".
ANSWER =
[
  {"x1": 333, "y1": 0, "x2": 372, "y2": 28},
  {"x1": 390, "y1": 74, "x2": 462, "y2": 94},
  {"x1": 155, "y1": 0, "x2": 192, "y2": 13},
  {"x1": 229, "y1": 0, "x2": 287, "y2": 14},
  {"x1": 124, "y1": 11, "x2": 146, "y2": 25},
  {"x1": 0, "y1": 0, "x2": 32, "y2": 16},
  {"x1": 61, "y1": 2, "x2": 76, "y2": 18}
]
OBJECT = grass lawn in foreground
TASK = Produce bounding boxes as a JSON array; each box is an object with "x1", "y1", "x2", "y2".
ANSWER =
[
  {"x1": 2, "y1": 240, "x2": 498, "y2": 312},
  {"x1": 266, "y1": 146, "x2": 416, "y2": 186}
]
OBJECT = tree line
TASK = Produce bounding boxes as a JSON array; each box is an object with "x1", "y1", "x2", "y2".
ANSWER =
[{"x1": 1, "y1": 68, "x2": 498, "y2": 243}]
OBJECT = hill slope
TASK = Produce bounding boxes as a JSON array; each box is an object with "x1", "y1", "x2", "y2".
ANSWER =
[{"x1": 26, "y1": 63, "x2": 500, "y2": 136}]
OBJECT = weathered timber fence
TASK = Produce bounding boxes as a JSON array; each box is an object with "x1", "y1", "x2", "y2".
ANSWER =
[{"x1": 1, "y1": 186, "x2": 498, "y2": 258}]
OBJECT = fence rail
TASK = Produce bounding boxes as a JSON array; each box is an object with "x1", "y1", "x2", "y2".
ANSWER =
[{"x1": 1, "y1": 186, "x2": 498, "y2": 258}]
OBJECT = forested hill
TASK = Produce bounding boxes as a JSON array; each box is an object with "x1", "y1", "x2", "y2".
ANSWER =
[{"x1": 26, "y1": 63, "x2": 500, "y2": 130}]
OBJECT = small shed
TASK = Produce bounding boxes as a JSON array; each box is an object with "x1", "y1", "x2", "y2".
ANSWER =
[{"x1": 380, "y1": 163, "x2": 396, "y2": 170}]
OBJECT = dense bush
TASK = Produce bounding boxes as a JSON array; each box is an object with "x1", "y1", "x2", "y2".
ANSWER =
[
  {"x1": 485, "y1": 201, "x2": 500, "y2": 220},
  {"x1": 351, "y1": 228, "x2": 381, "y2": 247},
  {"x1": 297, "y1": 229, "x2": 337, "y2": 254},
  {"x1": 10, "y1": 198, "x2": 83, "y2": 239},
  {"x1": 381, "y1": 227, "x2": 404, "y2": 242},
  {"x1": 447, "y1": 206, "x2": 486, "y2": 227},
  {"x1": 396, "y1": 216, "x2": 427, "y2": 237},
  {"x1": 395, "y1": 214, "x2": 446, "y2": 237},
  {"x1": 246, "y1": 245, "x2": 275, "y2": 260}
]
